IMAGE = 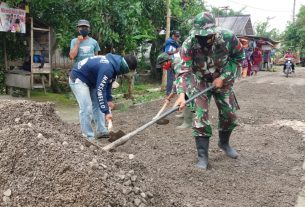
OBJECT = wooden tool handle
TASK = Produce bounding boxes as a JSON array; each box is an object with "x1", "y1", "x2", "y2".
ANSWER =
[
  {"x1": 153, "y1": 102, "x2": 168, "y2": 119},
  {"x1": 108, "y1": 120, "x2": 113, "y2": 132}
]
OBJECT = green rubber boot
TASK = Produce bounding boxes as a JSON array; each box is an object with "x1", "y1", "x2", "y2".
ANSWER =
[
  {"x1": 176, "y1": 107, "x2": 192, "y2": 129},
  {"x1": 195, "y1": 136, "x2": 210, "y2": 169},
  {"x1": 218, "y1": 130, "x2": 238, "y2": 159}
]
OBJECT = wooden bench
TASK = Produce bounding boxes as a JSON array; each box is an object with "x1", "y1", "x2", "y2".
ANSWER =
[{"x1": 5, "y1": 65, "x2": 51, "y2": 97}]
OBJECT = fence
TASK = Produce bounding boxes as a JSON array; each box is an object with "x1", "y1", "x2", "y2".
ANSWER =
[{"x1": 52, "y1": 49, "x2": 73, "y2": 70}]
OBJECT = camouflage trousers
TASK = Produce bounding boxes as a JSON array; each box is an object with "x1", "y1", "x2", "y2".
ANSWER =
[{"x1": 185, "y1": 77, "x2": 239, "y2": 137}]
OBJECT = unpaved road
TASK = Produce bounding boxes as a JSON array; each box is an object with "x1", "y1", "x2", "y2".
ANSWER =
[
  {"x1": 1, "y1": 67, "x2": 305, "y2": 207},
  {"x1": 105, "y1": 67, "x2": 305, "y2": 206}
]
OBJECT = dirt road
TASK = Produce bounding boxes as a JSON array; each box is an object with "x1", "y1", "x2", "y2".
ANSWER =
[
  {"x1": 1, "y1": 67, "x2": 305, "y2": 207},
  {"x1": 107, "y1": 68, "x2": 305, "y2": 206}
]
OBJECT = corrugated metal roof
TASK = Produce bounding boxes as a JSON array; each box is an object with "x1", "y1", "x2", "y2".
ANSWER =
[
  {"x1": 238, "y1": 35, "x2": 280, "y2": 45},
  {"x1": 215, "y1": 15, "x2": 254, "y2": 35}
]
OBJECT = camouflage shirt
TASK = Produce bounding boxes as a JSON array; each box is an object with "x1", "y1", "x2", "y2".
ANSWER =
[
  {"x1": 176, "y1": 27, "x2": 244, "y2": 94},
  {"x1": 171, "y1": 55, "x2": 182, "y2": 94}
]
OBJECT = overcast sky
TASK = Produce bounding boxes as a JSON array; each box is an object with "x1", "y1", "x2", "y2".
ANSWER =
[{"x1": 204, "y1": 0, "x2": 305, "y2": 32}]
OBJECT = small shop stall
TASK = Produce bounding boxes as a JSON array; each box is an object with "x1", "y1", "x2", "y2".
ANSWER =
[{"x1": 1, "y1": 2, "x2": 52, "y2": 97}]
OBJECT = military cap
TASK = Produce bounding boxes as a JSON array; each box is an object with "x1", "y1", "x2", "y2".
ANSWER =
[
  {"x1": 157, "y1": 52, "x2": 171, "y2": 64},
  {"x1": 189, "y1": 12, "x2": 217, "y2": 37}
]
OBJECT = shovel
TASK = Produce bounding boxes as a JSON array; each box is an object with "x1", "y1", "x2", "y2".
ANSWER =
[
  {"x1": 107, "y1": 120, "x2": 126, "y2": 143},
  {"x1": 153, "y1": 102, "x2": 170, "y2": 125},
  {"x1": 102, "y1": 85, "x2": 214, "y2": 151}
]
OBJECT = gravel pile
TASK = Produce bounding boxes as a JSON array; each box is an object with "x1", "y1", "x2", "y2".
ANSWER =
[{"x1": 0, "y1": 100, "x2": 160, "y2": 207}]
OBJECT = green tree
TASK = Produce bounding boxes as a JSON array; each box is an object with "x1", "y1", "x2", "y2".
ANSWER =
[
  {"x1": 254, "y1": 19, "x2": 281, "y2": 41},
  {"x1": 149, "y1": 0, "x2": 206, "y2": 79},
  {"x1": 2, "y1": 0, "x2": 168, "y2": 81},
  {"x1": 210, "y1": 6, "x2": 244, "y2": 18},
  {"x1": 5, "y1": 0, "x2": 164, "y2": 54},
  {"x1": 1, "y1": 0, "x2": 237, "y2": 83},
  {"x1": 171, "y1": 0, "x2": 206, "y2": 37},
  {"x1": 283, "y1": 5, "x2": 305, "y2": 57}
]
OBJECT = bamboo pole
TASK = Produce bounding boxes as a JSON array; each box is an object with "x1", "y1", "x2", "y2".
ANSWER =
[
  {"x1": 126, "y1": 73, "x2": 134, "y2": 99},
  {"x1": 3, "y1": 33, "x2": 8, "y2": 70},
  {"x1": 293, "y1": 0, "x2": 296, "y2": 23},
  {"x1": 30, "y1": 17, "x2": 34, "y2": 89},
  {"x1": 48, "y1": 26, "x2": 52, "y2": 86},
  {"x1": 161, "y1": 0, "x2": 171, "y2": 91}
]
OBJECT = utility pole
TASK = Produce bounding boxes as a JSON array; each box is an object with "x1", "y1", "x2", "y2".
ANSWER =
[
  {"x1": 3, "y1": 33, "x2": 8, "y2": 70},
  {"x1": 293, "y1": 0, "x2": 296, "y2": 23},
  {"x1": 161, "y1": 0, "x2": 171, "y2": 91},
  {"x1": 165, "y1": 0, "x2": 171, "y2": 40},
  {"x1": 217, "y1": 6, "x2": 229, "y2": 26}
]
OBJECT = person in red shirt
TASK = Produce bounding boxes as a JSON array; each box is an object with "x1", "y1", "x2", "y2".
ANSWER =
[
  {"x1": 251, "y1": 47, "x2": 262, "y2": 75},
  {"x1": 283, "y1": 48, "x2": 295, "y2": 73}
]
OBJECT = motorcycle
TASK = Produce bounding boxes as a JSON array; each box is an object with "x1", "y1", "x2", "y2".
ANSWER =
[{"x1": 284, "y1": 58, "x2": 293, "y2": 78}]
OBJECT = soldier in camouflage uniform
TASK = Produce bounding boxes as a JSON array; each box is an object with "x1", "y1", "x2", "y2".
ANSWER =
[{"x1": 174, "y1": 12, "x2": 244, "y2": 169}]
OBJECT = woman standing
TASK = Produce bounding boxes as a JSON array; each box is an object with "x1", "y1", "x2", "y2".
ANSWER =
[
  {"x1": 251, "y1": 47, "x2": 262, "y2": 75},
  {"x1": 239, "y1": 39, "x2": 251, "y2": 78}
]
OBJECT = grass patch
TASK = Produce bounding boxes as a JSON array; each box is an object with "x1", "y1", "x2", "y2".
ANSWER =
[
  {"x1": 133, "y1": 91, "x2": 164, "y2": 104},
  {"x1": 112, "y1": 79, "x2": 164, "y2": 104},
  {"x1": 29, "y1": 89, "x2": 77, "y2": 107},
  {"x1": 28, "y1": 81, "x2": 164, "y2": 107},
  {"x1": 113, "y1": 79, "x2": 160, "y2": 94},
  {"x1": 117, "y1": 103, "x2": 130, "y2": 112}
]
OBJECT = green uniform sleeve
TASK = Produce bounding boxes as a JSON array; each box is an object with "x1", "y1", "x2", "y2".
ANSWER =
[
  {"x1": 219, "y1": 34, "x2": 244, "y2": 83},
  {"x1": 176, "y1": 36, "x2": 195, "y2": 94}
]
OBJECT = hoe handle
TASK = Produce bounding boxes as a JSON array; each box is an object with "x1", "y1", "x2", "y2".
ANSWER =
[
  {"x1": 102, "y1": 85, "x2": 214, "y2": 151},
  {"x1": 108, "y1": 120, "x2": 113, "y2": 132},
  {"x1": 153, "y1": 102, "x2": 169, "y2": 119}
]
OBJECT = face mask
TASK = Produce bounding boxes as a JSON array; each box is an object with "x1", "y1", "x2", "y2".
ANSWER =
[
  {"x1": 195, "y1": 34, "x2": 215, "y2": 50},
  {"x1": 163, "y1": 61, "x2": 171, "y2": 70},
  {"x1": 79, "y1": 28, "x2": 89, "y2": 37}
]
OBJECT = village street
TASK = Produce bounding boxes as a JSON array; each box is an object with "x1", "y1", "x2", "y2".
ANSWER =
[
  {"x1": 54, "y1": 67, "x2": 305, "y2": 206},
  {"x1": 104, "y1": 67, "x2": 305, "y2": 207},
  {"x1": 1, "y1": 67, "x2": 305, "y2": 207},
  {"x1": 1, "y1": 0, "x2": 305, "y2": 206}
]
